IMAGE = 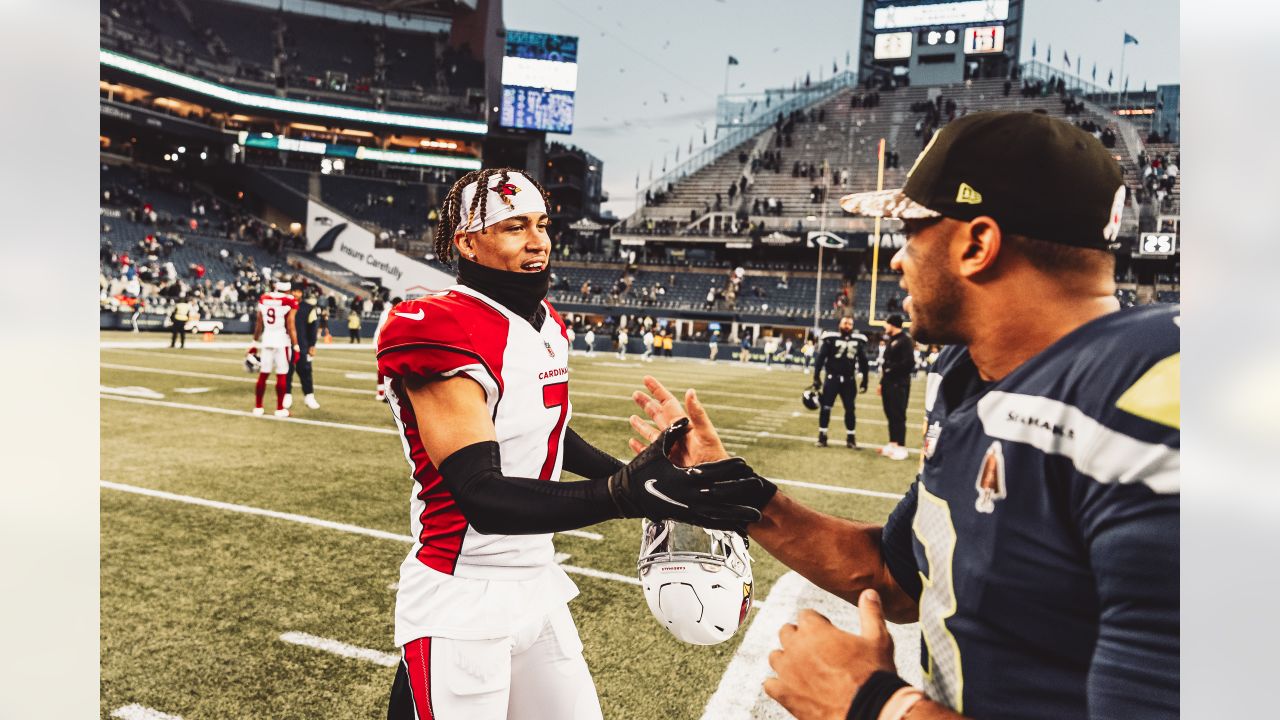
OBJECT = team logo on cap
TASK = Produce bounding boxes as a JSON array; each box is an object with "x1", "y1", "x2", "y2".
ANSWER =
[
  {"x1": 491, "y1": 181, "x2": 521, "y2": 197},
  {"x1": 955, "y1": 183, "x2": 983, "y2": 205}
]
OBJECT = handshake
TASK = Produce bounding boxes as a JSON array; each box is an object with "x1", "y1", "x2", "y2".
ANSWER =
[{"x1": 608, "y1": 378, "x2": 778, "y2": 532}]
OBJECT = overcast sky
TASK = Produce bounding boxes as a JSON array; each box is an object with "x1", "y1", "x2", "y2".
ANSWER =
[{"x1": 503, "y1": 0, "x2": 1179, "y2": 219}]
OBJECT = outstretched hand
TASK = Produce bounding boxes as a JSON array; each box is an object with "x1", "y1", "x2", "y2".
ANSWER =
[{"x1": 628, "y1": 375, "x2": 730, "y2": 466}]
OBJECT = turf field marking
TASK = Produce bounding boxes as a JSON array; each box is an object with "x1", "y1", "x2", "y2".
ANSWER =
[
  {"x1": 173, "y1": 387, "x2": 211, "y2": 394},
  {"x1": 102, "y1": 396, "x2": 913, "y2": 496},
  {"x1": 279, "y1": 631, "x2": 399, "y2": 668},
  {"x1": 100, "y1": 385, "x2": 165, "y2": 399},
  {"x1": 101, "y1": 363, "x2": 372, "y2": 395},
  {"x1": 102, "y1": 394, "x2": 398, "y2": 433},
  {"x1": 770, "y1": 478, "x2": 903, "y2": 499},
  {"x1": 111, "y1": 705, "x2": 184, "y2": 720},
  {"x1": 103, "y1": 348, "x2": 366, "y2": 377},
  {"x1": 700, "y1": 572, "x2": 919, "y2": 720},
  {"x1": 100, "y1": 481, "x2": 602, "y2": 547}
]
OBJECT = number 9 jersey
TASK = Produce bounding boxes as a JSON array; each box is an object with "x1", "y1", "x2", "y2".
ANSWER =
[{"x1": 256, "y1": 291, "x2": 298, "y2": 348}]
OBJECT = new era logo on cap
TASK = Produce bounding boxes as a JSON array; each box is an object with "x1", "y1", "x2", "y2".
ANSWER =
[{"x1": 955, "y1": 183, "x2": 983, "y2": 205}]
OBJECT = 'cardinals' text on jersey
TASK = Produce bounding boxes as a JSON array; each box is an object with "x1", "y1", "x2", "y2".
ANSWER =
[
  {"x1": 376, "y1": 285, "x2": 578, "y2": 644},
  {"x1": 257, "y1": 292, "x2": 298, "y2": 348}
]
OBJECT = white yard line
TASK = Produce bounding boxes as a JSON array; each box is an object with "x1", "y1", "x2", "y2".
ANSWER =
[
  {"x1": 101, "y1": 396, "x2": 912, "y2": 496},
  {"x1": 700, "y1": 572, "x2": 920, "y2": 720},
  {"x1": 101, "y1": 394, "x2": 398, "y2": 434},
  {"x1": 279, "y1": 631, "x2": 399, "y2": 668},
  {"x1": 101, "y1": 363, "x2": 371, "y2": 395},
  {"x1": 100, "y1": 480, "x2": 601, "y2": 542},
  {"x1": 111, "y1": 705, "x2": 184, "y2": 720}
]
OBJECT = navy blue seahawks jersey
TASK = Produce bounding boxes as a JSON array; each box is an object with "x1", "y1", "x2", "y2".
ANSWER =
[
  {"x1": 881, "y1": 304, "x2": 1179, "y2": 719},
  {"x1": 814, "y1": 331, "x2": 870, "y2": 380}
]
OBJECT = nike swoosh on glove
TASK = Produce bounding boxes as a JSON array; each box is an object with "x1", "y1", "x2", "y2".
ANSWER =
[{"x1": 607, "y1": 418, "x2": 777, "y2": 530}]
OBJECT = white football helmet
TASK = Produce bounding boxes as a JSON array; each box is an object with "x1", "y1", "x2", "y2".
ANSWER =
[
  {"x1": 638, "y1": 519, "x2": 753, "y2": 645},
  {"x1": 244, "y1": 348, "x2": 261, "y2": 373}
]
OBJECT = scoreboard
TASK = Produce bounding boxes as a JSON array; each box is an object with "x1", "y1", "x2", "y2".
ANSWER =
[
  {"x1": 863, "y1": 0, "x2": 1020, "y2": 81},
  {"x1": 500, "y1": 31, "x2": 579, "y2": 134}
]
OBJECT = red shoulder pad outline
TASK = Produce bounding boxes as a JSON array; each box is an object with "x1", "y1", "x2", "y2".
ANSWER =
[{"x1": 376, "y1": 292, "x2": 510, "y2": 395}]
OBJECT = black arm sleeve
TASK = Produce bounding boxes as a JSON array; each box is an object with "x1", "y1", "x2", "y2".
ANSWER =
[
  {"x1": 437, "y1": 440, "x2": 620, "y2": 535},
  {"x1": 857, "y1": 342, "x2": 869, "y2": 378},
  {"x1": 561, "y1": 427, "x2": 625, "y2": 478}
]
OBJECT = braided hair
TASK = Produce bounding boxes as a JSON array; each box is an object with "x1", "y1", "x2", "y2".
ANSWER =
[{"x1": 432, "y1": 168, "x2": 553, "y2": 268}]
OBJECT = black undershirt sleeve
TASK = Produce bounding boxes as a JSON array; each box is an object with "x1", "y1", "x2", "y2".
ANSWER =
[
  {"x1": 561, "y1": 427, "x2": 625, "y2": 478},
  {"x1": 437, "y1": 440, "x2": 621, "y2": 535}
]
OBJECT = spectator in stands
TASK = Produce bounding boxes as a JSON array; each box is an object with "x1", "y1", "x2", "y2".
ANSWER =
[{"x1": 642, "y1": 328, "x2": 655, "y2": 362}]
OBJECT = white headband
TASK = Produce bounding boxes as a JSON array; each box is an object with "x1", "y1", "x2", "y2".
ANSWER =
[{"x1": 454, "y1": 171, "x2": 548, "y2": 234}]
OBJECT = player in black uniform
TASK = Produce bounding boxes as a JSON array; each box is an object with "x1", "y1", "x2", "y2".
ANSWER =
[
  {"x1": 627, "y1": 112, "x2": 1178, "y2": 720},
  {"x1": 811, "y1": 316, "x2": 870, "y2": 448}
]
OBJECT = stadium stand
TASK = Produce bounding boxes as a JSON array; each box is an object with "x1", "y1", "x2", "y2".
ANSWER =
[
  {"x1": 622, "y1": 78, "x2": 1145, "y2": 237},
  {"x1": 100, "y1": 0, "x2": 484, "y2": 114}
]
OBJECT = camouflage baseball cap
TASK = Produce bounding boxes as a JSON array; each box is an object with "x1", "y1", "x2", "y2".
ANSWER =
[{"x1": 839, "y1": 111, "x2": 1127, "y2": 249}]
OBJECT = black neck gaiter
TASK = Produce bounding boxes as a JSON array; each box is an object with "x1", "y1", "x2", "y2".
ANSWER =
[{"x1": 456, "y1": 256, "x2": 550, "y2": 326}]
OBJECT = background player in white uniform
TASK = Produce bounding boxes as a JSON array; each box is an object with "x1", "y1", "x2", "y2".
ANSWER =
[
  {"x1": 372, "y1": 295, "x2": 401, "y2": 402},
  {"x1": 249, "y1": 280, "x2": 298, "y2": 417},
  {"x1": 377, "y1": 168, "x2": 771, "y2": 720}
]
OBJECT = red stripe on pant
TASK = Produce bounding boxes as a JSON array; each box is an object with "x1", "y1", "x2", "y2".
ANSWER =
[{"x1": 404, "y1": 637, "x2": 435, "y2": 719}]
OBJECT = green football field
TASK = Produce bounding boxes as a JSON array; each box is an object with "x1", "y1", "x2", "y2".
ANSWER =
[{"x1": 100, "y1": 330, "x2": 925, "y2": 719}]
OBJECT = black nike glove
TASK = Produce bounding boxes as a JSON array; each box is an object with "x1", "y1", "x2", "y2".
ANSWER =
[
  {"x1": 811, "y1": 378, "x2": 822, "y2": 392},
  {"x1": 860, "y1": 381, "x2": 869, "y2": 394},
  {"x1": 607, "y1": 418, "x2": 777, "y2": 530}
]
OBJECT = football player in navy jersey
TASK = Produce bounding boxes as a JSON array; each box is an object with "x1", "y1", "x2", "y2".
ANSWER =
[
  {"x1": 629, "y1": 113, "x2": 1178, "y2": 720},
  {"x1": 811, "y1": 316, "x2": 871, "y2": 448}
]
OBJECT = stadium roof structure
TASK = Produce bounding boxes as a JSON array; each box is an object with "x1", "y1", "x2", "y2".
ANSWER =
[{"x1": 291, "y1": 0, "x2": 477, "y2": 19}]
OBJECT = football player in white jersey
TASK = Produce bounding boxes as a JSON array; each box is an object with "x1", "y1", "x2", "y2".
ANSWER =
[
  {"x1": 249, "y1": 279, "x2": 298, "y2": 417},
  {"x1": 378, "y1": 168, "x2": 774, "y2": 720},
  {"x1": 372, "y1": 295, "x2": 401, "y2": 402}
]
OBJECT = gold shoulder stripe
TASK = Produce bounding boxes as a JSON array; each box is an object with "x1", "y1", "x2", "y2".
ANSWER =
[{"x1": 1115, "y1": 353, "x2": 1180, "y2": 429}]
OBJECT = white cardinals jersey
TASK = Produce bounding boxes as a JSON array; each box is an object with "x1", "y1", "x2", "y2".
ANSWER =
[
  {"x1": 377, "y1": 285, "x2": 578, "y2": 644},
  {"x1": 257, "y1": 292, "x2": 298, "y2": 348}
]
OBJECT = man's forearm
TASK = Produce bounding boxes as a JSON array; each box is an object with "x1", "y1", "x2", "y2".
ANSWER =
[{"x1": 750, "y1": 493, "x2": 917, "y2": 623}]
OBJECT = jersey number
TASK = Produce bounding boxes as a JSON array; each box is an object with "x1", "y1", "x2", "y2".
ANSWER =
[
  {"x1": 538, "y1": 382, "x2": 569, "y2": 480},
  {"x1": 912, "y1": 486, "x2": 965, "y2": 711},
  {"x1": 835, "y1": 339, "x2": 859, "y2": 359},
  {"x1": 265, "y1": 307, "x2": 277, "y2": 324}
]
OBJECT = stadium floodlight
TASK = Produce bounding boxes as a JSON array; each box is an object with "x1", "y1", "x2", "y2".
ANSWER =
[
  {"x1": 178, "y1": 146, "x2": 186, "y2": 153},
  {"x1": 163, "y1": 154, "x2": 170, "y2": 161},
  {"x1": 199, "y1": 151, "x2": 208, "y2": 160},
  {"x1": 99, "y1": 50, "x2": 488, "y2": 135}
]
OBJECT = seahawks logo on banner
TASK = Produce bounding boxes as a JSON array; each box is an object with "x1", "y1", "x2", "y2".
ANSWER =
[{"x1": 807, "y1": 231, "x2": 848, "y2": 249}]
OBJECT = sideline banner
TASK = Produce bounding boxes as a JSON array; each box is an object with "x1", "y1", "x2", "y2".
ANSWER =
[{"x1": 305, "y1": 200, "x2": 452, "y2": 297}]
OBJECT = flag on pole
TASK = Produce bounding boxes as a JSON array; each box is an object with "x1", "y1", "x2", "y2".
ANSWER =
[
  {"x1": 1076, "y1": 56, "x2": 1081, "y2": 75},
  {"x1": 1107, "y1": 69, "x2": 1113, "y2": 86},
  {"x1": 1031, "y1": 39, "x2": 1037, "y2": 58},
  {"x1": 832, "y1": 60, "x2": 838, "y2": 74},
  {"x1": 1063, "y1": 50, "x2": 1070, "y2": 66},
  {"x1": 702, "y1": 127, "x2": 707, "y2": 144},
  {"x1": 727, "y1": 55, "x2": 740, "y2": 65},
  {"x1": 1046, "y1": 44, "x2": 1052, "y2": 63},
  {"x1": 1092, "y1": 63, "x2": 1097, "y2": 81},
  {"x1": 635, "y1": 173, "x2": 639, "y2": 190},
  {"x1": 688, "y1": 137, "x2": 693, "y2": 154},
  {"x1": 1124, "y1": 32, "x2": 1139, "y2": 46},
  {"x1": 845, "y1": 50, "x2": 851, "y2": 67},
  {"x1": 648, "y1": 160, "x2": 653, "y2": 182}
]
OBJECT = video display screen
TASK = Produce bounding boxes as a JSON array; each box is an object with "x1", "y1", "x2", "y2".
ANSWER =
[{"x1": 500, "y1": 31, "x2": 579, "y2": 134}]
